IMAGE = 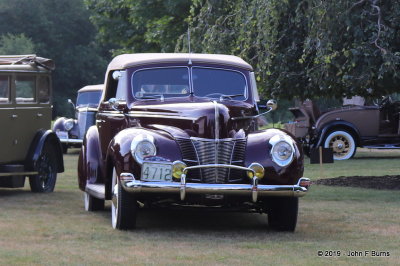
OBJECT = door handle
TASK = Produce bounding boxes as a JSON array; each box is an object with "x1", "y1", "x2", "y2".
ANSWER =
[
  {"x1": 11, "y1": 114, "x2": 18, "y2": 119},
  {"x1": 37, "y1": 113, "x2": 43, "y2": 117}
]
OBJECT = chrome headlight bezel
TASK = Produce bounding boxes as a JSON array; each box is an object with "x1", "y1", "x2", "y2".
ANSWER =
[
  {"x1": 130, "y1": 134, "x2": 156, "y2": 165},
  {"x1": 269, "y1": 135, "x2": 295, "y2": 167},
  {"x1": 63, "y1": 119, "x2": 74, "y2": 131}
]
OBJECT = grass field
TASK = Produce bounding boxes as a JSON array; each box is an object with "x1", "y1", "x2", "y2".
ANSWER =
[{"x1": 0, "y1": 149, "x2": 399, "y2": 265}]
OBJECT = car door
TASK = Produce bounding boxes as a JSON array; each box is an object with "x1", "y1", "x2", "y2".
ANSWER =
[
  {"x1": 97, "y1": 71, "x2": 128, "y2": 160},
  {"x1": 0, "y1": 73, "x2": 17, "y2": 163},
  {"x1": 11, "y1": 73, "x2": 51, "y2": 162}
]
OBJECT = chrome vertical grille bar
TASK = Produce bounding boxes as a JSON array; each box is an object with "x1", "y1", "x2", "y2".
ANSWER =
[{"x1": 176, "y1": 137, "x2": 247, "y2": 183}]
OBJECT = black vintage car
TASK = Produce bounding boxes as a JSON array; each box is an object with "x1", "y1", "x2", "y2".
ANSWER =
[
  {"x1": 0, "y1": 55, "x2": 64, "y2": 192},
  {"x1": 78, "y1": 53, "x2": 310, "y2": 231},
  {"x1": 53, "y1": 84, "x2": 102, "y2": 153}
]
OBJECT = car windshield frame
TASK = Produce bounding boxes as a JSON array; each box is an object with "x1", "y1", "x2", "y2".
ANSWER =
[
  {"x1": 130, "y1": 66, "x2": 249, "y2": 101},
  {"x1": 76, "y1": 90, "x2": 102, "y2": 108}
]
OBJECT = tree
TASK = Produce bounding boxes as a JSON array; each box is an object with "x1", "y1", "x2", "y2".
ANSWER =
[
  {"x1": 0, "y1": 33, "x2": 35, "y2": 54},
  {"x1": 0, "y1": 0, "x2": 109, "y2": 116},
  {"x1": 184, "y1": 0, "x2": 400, "y2": 101},
  {"x1": 85, "y1": 0, "x2": 191, "y2": 55}
]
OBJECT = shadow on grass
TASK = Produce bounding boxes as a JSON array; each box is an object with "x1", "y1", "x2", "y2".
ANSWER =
[
  {"x1": 0, "y1": 188, "x2": 31, "y2": 197},
  {"x1": 93, "y1": 205, "x2": 288, "y2": 235}
]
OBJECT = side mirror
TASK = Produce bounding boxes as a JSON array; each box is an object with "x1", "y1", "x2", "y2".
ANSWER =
[
  {"x1": 108, "y1": 98, "x2": 126, "y2": 111},
  {"x1": 67, "y1": 98, "x2": 75, "y2": 109},
  {"x1": 108, "y1": 98, "x2": 119, "y2": 110},
  {"x1": 267, "y1": 99, "x2": 278, "y2": 111}
]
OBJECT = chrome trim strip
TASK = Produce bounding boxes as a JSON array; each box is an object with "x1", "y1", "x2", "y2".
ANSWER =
[
  {"x1": 213, "y1": 100, "x2": 219, "y2": 181},
  {"x1": 60, "y1": 139, "x2": 83, "y2": 144},
  {"x1": 127, "y1": 112, "x2": 198, "y2": 121},
  {"x1": 183, "y1": 164, "x2": 254, "y2": 174},
  {"x1": 121, "y1": 177, "x2": 310, "y2": 198}
]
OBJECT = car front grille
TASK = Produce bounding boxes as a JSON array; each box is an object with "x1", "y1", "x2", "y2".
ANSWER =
[{"x1": 175, "y1": 137, "x2": 247, "y2": 183}]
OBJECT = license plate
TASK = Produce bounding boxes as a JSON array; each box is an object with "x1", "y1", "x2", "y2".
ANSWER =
[
  {"x1": 56, "y1": 131, "x2": 68, "y2": 139},
  {"x1": 141, "y1": 162, "x2": 172, "y2": 181}
]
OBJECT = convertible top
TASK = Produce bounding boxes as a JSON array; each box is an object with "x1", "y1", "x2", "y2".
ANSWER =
[
  {"x1": 107, "y1": 53, "x2": 253, "y2": 71},
  {"x1": 78, "y1": 84, "x2": 104, "y2": 93},
  {"x1": 0, "y1": 55, "x2": 55, "y2": 70}
]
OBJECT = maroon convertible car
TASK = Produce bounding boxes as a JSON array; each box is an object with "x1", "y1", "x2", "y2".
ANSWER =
[{"x1": 78, "y1": 53, "x2": 310, "y2": 231}]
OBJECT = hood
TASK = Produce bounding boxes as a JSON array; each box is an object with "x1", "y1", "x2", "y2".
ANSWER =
[{"x1": 128, "y1": 97, "x2": 256, "y2": 139}]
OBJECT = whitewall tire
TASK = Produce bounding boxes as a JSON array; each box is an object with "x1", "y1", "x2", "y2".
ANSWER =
[{"x1": 324, "y1": 130, "x2": 356, "y2": 160}]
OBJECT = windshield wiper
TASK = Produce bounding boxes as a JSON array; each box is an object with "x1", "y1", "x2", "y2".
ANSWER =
[{"x1": 221, "y1": 94, "x2": 244, "y2": 99}]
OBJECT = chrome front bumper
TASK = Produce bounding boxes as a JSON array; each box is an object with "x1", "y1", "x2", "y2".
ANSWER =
[
  {"x1": 60, "y1": 138, "x2": 83, "y2": 144},
  {"x1": 120, "y1": 174, "x2": 310, "y2": 203}
]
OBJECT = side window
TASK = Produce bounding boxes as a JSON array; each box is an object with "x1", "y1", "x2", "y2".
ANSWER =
[
  {"x1": 115, "y1": 71, "x2": 127, "y2": 100},
  {"x1": 38, "y1": 76, "x2": 50, "y2": 103},
  {"x1": 0, "y1": 75, "x2": 10, "y2": 103},
  {"x1": 104, "y1": 71, "x2": 118, "y2": 101},
  {"x1": 15, "y1": 75, "x2": 36, "y2": 103}
]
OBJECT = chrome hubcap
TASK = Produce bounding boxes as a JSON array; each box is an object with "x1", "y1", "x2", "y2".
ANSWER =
[{"x1": 329, "y1": 135, "x2": 350, "y2": 158}]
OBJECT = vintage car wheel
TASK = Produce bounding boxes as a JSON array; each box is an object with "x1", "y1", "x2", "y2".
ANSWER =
[
  {"x1": 84, "y1": 192, "x2": 104, "y2": 211},
  {"x1": 267, "y1": 197, "x2": 298, "y2": 232},
  {"x1": 111, "y1": 168, "x2": 137, "y2": 230},
  {"x1": 29, "y1": 144, "x2": 58, "y2": 193},
  {"x1": 323, "y1": 130, "x2": 356, "y2": 160}
]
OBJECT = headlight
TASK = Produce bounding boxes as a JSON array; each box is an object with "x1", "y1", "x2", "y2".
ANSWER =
[
  {"x1": 269, "y1": 135, "x2": 295, "y2": 167},
  {"x1": 130, "y1": 134, "x2": 156, "y2": 164},
  {"x1": 63, "y1": 119, "x2": 74, "y2": 131}
]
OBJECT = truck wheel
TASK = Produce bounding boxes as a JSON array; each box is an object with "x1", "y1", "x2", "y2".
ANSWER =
[
  {"x1": 84, "y1": 192, "x2": 104, "y2": 211},
  {"x1": 323, "y1": 130, "x2": 356, "y2": 160},
  {"x1": 111, "y1": 168, "x2": 137, "y2": 230},
  {"x1": 29, "y1": 144, "x2": 58, "y2": 193},
  {"x1": 267, "y1": 197, "x2": 298, "y2": 232}
]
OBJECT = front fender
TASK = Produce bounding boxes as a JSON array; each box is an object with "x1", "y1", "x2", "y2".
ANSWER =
[
  {"x1": 245, "y1": 128, "x2": 304, "y2": 185},
  {"x1": 104, "y1": 128, "x2": 182, "y2": 199},
  {"x1": 25, "y1": 130, "x2": 64, "y2": 173},
  {"x1": 53, "y1": 117, "x2": 66, "y2": 131}
]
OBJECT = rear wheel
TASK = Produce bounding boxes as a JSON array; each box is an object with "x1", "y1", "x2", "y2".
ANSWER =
[
  {"x1": 267, "y1": 197, "x2": 298, "y2": 232},
  {"x1": 84, "y1": 192, "x2": 104, "y2": 211},
  {"x1": 111, "y1": 168, "x2": 137, "y2": 230},
  {"x1": 29, "y1": 143, "x2": 58, "y2": 193},
  {"x1": 323, "y1": 130, "x2": 356, "y2": 160}
]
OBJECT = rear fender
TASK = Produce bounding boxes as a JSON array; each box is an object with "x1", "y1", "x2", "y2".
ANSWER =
[
  {"x1": 314, "y1": 121, "x2": 360, "y2": 147},
  {"x1": 25, "y1": 130, "x2": 64, "y2": 173}
]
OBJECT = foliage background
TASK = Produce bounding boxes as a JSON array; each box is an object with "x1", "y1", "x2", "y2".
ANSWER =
[{"x1": 1, "y1": 0, "x2": 399, "y2": 119}]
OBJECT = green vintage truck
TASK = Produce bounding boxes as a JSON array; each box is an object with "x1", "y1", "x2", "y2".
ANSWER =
[{"x1": 0, "y1": 55, "x2": 64, "y2": 192}]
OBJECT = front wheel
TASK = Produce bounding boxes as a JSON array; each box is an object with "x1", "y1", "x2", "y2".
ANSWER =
[
  {"x1": 323, "y1": 130, "x2": 356, "y2": 160},
  {"x1": 111, "y1": 168, "x2": 137, "y2": 230},
  {"x1": 29, "y1": 144, "x2": 58, "y2": 193},
  {"x1": 267, "y1": 197, "x2": 298, "y2": 232}
]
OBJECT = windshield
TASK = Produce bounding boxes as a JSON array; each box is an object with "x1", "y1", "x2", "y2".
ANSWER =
[
  {"x1": 192, "y1": 67, "x2": 247, "y2": 100},
  {"x1": 132, "y1": 67, "x2": 190, "y2": 99},
  {"x1": 76, "y1": 91, "x2": 102, "y2": 107},
  {"x1": 131, "y1": 67, "x2": 248, "y2": 100}
]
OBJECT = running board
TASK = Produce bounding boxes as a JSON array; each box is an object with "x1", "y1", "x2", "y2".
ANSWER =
[
  {"x1": 364, "y1": 144, "x2": 400, "y2": 149},
  {"x1": 85, "y1": 183, "x2": 105, "y2": 199}
]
